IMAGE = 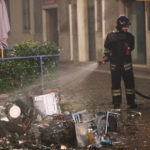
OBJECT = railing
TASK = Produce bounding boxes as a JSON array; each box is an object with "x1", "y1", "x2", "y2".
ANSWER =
[{"x1": 0, "y1": 54, "x2": 60, "y2": 96}]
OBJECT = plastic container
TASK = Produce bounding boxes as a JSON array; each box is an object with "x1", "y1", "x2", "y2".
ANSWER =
[{"x1": 75, "y1": 122, "x2": 88, "y2": 147}]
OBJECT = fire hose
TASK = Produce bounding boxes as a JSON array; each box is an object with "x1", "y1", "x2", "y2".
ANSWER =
[{"x1": 135, "y1": 90, "x2": 150, "y2": 100}]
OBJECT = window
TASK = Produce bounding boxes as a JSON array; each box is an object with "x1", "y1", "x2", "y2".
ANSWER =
[{"x1": 22, "y1": 0, "x2": 30, "y2": 32}]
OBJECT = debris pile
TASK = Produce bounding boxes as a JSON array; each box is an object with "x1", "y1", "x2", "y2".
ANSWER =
[
  {"x1": 73, "y1": 110, "x2": 120, "y2": 149},
  {"x1": 0, "y1": 92, "x2": 142, "y2": 149},
  {"x1": 0, "y1": 92, "x2": 77, "y2": 149}
]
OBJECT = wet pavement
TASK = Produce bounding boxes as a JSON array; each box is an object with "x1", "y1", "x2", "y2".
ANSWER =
[{"x1": 57, "y1": 61, "x2": 150, "y2": 149}]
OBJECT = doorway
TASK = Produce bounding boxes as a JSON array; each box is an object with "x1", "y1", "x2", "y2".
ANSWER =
[{"x1": 46, "y1": 8, "x2": 58, "y2": 44}]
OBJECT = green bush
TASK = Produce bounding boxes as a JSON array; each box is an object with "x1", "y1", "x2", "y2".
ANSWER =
[
  {"x1": 13, "y1": 40, "x2": 60, "y2": 56},
  {"x1": 0, "y1": 40, "x2": 60, "y2": 93}
]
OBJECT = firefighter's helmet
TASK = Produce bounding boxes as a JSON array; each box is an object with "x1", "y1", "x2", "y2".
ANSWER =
[{"x1": 116, "y1": 16, "x2": 131, "y2": 30}]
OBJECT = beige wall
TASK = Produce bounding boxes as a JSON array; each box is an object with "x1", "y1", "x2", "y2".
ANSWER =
[
  {"x1": 77, "y1": 0, "x2": 89, "y2": 61},
  {"x1": 95, "y1": 0, "x2": 103, "y2": 60},
  {"x1": 145, "y1": 2, "x2": 150, "y2": 67},
  {"x1": 58, "y1": 0, "x2": 90, "y2": 62},
  {"x1": 34, "y1": 0, "x2": 43, "y2": 41},
  {"x1": 104, "y1": 0, "x2": 120, "y2": 35},
  {"x1": 8, "y1": 0, "x2": 34, "y2": 45},
  {"x1": 58, "y1": 0, "x2": 70, "y2": 61},
  {"x1": 98, "y1": 0, "x2": 122, "y2": 58},
  {"x1": 6, "y1": 0, "x2": 150, "y2": 67},
  {"x1": 71, "y1": 0, "x2": 79, "y2": 61}
]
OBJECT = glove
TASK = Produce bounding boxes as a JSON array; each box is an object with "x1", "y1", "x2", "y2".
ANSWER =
[
  {"x1": 97, "y1": 55, "x2": 110, "y2": 65},
  {"x1": 102, "y1": 55, "x2": 109, "y2": 63}
]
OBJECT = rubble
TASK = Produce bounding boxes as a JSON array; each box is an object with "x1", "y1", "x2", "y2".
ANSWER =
[
  {"x1": 0, "y1": 92, "x2": 143, "y2": 149},
  {"x1": 40, "y1": 120, "x2": 76, "y2": 146}
]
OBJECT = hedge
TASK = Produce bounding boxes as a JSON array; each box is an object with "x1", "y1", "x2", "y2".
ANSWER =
[{"x1": 0, "y1": 40, "x2": 60, "y2": 93}]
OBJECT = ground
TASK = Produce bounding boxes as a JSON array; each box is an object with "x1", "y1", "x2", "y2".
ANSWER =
[
  {"x1": 1, "y1": 61, "x2": 150, "y2": 149},
  {"x1": 57, "y1": 62, "x2": 150, "y2": 150}
]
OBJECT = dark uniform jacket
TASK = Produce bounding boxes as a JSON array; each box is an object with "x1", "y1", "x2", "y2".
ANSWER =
[{"x1": 104, "y1": 31, "x2": 135, "y2": 66}]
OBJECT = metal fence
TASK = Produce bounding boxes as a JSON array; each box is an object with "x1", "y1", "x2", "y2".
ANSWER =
[{"x1": 0, "y1": 54, "x2": 60, "y2": 97}]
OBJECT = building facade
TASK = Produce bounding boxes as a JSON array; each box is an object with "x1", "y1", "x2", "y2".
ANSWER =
[{"x1": 6, "y1": 0, "x2": 150, "y2": 67}]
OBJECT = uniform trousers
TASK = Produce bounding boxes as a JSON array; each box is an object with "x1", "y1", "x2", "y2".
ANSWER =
[{"x1": 110, "y1": 63, "x2": 135, "y2": 105}]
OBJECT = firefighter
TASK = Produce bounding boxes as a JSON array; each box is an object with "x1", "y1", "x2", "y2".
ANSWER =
[{"x1": 104, "y1": 16, "x2": 137, "y2": 109}]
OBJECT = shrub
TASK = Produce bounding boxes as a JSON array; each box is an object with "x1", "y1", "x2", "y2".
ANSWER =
[{"x1": 0, "y1": 41, "x2": 60, "y2": 93}]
